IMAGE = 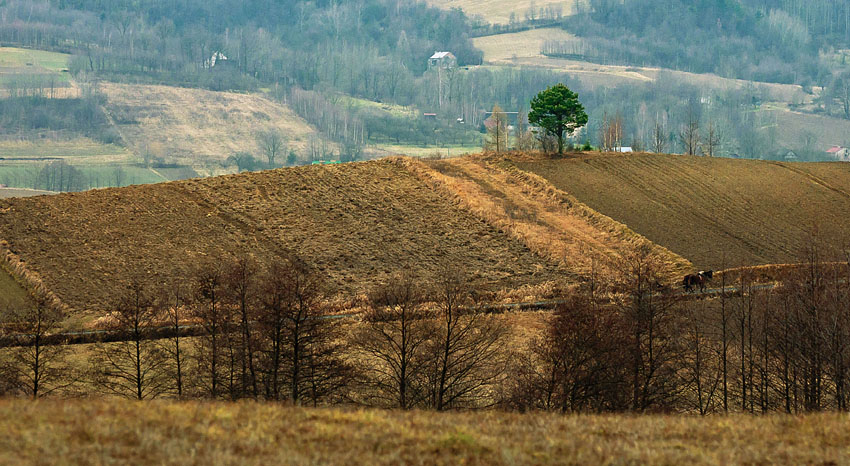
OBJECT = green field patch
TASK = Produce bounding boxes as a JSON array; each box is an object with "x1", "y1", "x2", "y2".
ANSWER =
[
  {"x1": 0, "y1": 47, "x2": 72, "y2": 84},
  {"x1": 0, "y1": 140, "x2": 131, "y2": 160},
  {"x1": 0, "y1": 164, "x2": 171, "y2": 190}
]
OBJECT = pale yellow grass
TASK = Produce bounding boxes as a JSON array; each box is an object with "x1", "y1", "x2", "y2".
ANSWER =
[
  {"x1": 0, "y1": 187, "x2": 55, "y2": 198},
  {"x1": 474, "y1": 28, "x2": 808, "y2": 102},
  {"x1": 3, "y1": 399, "x2": 849, "y2": 465},
  {"x1": 403, "y1": 155, "x2": 691, "y2": 281},
  {"x1": 425, "y1": 0, "x2": 585, "y2": 24},
  {"x1": 473, "y1": 27, "x2": 581, "y2": 62},
  {"x1": 100, "y1": 83, "x2": 320, "y2": 166}
]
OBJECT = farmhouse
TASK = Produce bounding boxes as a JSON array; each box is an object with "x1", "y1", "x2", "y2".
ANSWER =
[
  {"x1": 826, "y1": 146, "x2": 850, "y2": 161},
  {"x1": 428, "y1": 51, "x2": 457, "y2": 70}
]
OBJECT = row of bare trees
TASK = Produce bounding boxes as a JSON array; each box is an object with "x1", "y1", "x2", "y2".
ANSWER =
[
  {"x1": 5, "y1": 245, "x2": 850, "y2": 414},
  {"x1": 506, "y1": 244, "x2": 850, "y2": 414},
  {"x1": 0, "y1": 257, "x2": 507, "y2": 410}
]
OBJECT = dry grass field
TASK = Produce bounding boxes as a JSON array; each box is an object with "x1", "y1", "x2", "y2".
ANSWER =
[
  {"x1": 408, "y1": 155, "x2": 690, "y2": 279},
  {"x1": 0, "y1": 158, "x2": 564, "y2": 316},
  {"x1": 100, "y1": 83, "x2": 319, "y2": 167},
  {"x1": 474, "y1": 30, "x2": 808, "y2": 103},
  {"x1": 518, "y1": 153, "x2": 850, "y2": 269},
  {"x1": 2, "y1": 399, "x2": 848, "y2": 465},
  {"x1": 425, "y1": 0, "x2": 584, "y2": 24}
]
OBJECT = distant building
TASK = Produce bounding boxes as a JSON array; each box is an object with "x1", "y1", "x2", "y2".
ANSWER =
[
  {"x1": 614, "y1": 147, "x2": 633, "y2": 153},
  {"x1": 781, "y1": 149, "x2": 799, "y2": 161},
  {"x1": 206, "y1": 51, "x2": 235, "y2": 70},
  {"x1": 826, "y1": 146, "x2": 849, "y2": 161},
  {"x1": 428, "y1": 52, "x2": 457, "y2": 70}
]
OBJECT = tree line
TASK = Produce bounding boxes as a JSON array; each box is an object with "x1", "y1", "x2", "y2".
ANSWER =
[{"x1": 4, "y1": 242, "x2": 850, "y2": 414}]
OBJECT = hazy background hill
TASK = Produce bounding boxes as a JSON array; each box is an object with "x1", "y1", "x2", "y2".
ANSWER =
[{"x1": 1, "y1": 0, "x2": 850, "y2": 192}]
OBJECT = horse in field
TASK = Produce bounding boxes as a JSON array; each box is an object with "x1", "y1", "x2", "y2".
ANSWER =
[{"x1": 683, "y1": 270, "x2": 713, "y2": 293}]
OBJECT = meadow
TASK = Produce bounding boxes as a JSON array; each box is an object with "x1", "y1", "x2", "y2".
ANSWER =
[
  {"x1": 1, "y1": 399, "x2": 848, "y2": 465},
  {"x1": 100, "y1": 83, "x2": 321, "y2": 167},
  {"x1": 0, "y1": 46, "x2": 73, "y2": 87}
]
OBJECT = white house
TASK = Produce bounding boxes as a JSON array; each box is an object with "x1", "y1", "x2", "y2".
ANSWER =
[
  {"x1": 428, "y1": 51, "x2": 457, "y2": 70},
  {"x1": 826, "y1": 146, "x2": 849, "y2": 161}
]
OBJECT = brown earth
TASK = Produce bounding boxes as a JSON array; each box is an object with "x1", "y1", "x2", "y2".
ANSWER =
[
  {"x1": 518, "y1": 153, "x2": 850, "y2": 269},
  {"x1": 0, "y1": 158, "x2": 565, "y2": 316}
]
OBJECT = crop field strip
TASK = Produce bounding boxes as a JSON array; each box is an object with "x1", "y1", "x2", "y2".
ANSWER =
[
  {"x1": 0, "y1": 158, "x2": 564, "y2": 318},
  {"x1": 407, "y1": 155, "x2": 691, "y2": 281},
  {"x1": 519, "y1": 153, "x2": 850, "y2": 269}
]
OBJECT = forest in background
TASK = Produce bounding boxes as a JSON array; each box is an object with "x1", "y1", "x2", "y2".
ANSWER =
[{"x1": 1, "y1": 0, "x2": 850, "y2": 191}]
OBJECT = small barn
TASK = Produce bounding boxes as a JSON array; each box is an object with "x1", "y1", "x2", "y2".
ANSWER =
[
  {"x1": 826, "y1": 146, "x2": 849, "y2": 161},
  {"x1": 428, "y1": 52, "x2": 457, "y2": 70}
]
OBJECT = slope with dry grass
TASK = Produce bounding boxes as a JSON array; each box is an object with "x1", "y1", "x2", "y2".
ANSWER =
[
  {"x1": 2, "y1": 399, "x2": 848, "y2": 465},
  {"x1": 519, "y1": 153, "x2": 850, "y2": 269},
  {"x1": 425, "y1": 0, "x2": 584, "y2": 25},
  {"x1": 0, "y1": 158, "x2": 563, "y2": 316},
  {"x1": 406, "y1": 155, "x2": 691, "y2": 280},
  {"x1": 100, "y1": 83, "x2": 320, "y2": 167}
]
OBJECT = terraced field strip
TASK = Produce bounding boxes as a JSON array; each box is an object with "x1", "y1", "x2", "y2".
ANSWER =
[
  {"x1": 519, "y1": 153, "x2": 850, "y2": 269},
  {"x1": 404, "y1": 155, "x2": 690, "y2": 281}
]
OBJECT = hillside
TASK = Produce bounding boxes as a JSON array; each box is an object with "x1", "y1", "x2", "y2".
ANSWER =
[
  {"x1": 518, "y1": 153, "x2": 850, "y2": 269},
  {"x1": 2, "y1": 399, "x2": 848, "y2": 465},
  {"x1": 410, "y1": 155, "x2": 690, "y2": 278},
  {"x1": 101, "y1": 83, "x2": 320, "y2": 168},
  {"x1": 0, "y1": 158, "x2": 564, "y2": 315},
  {"x1": 424, "y1": 0, "x2": 582, "y2": 24}
]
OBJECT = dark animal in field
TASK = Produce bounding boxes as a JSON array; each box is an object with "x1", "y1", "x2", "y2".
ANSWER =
[{"x1": 683, "y1": 270, "x2": 714, "y2": 293}]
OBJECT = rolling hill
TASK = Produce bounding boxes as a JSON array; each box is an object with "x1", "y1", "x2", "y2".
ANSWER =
[
  {"x1": 518, "y1": 153, "x2": 850, "y2": 269},
  {"x1": 100, "y1": 83, "x2": 321, "y2": 169},
  {"x1": 0, "y1": 158, "x2": 566, "y2": 315}
]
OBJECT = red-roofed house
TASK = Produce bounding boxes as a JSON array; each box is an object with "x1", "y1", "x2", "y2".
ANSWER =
[{"x1": 826, "y1": 146, "x2": 849, "y2": 161}]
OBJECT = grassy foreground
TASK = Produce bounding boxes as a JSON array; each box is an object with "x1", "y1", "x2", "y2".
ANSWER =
[{"x1": 1, "y1": 400, "x2": 848, "y2": 465}]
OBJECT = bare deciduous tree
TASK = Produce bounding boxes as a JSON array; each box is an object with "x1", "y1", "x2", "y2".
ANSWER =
[
  {"x1": 89, "y1": 280, "x2": 171, "y2": 400},
  {"x1": 194, "y1": 264, "x2": 228, "y2": 399},
  {"x1": 4, "y1": 295, "x2": 70, "y2": 398},
  {"x1": 258, "y1": 129, "x2": 286, "y2": 167},
  {"x1": 427, "y1": 267, "x2": 507, "y2": 410},
  {"x1": 353, "y1": 273, "x2": 434, "y2": 409}
]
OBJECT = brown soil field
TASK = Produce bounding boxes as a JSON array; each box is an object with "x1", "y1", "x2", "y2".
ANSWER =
[
  {"x1": 518, "y1": 153, "x2": 850, "y2": 269},
  {"x1": 0, "y1": 158, "x2": 564, "y2": 316},
  {"x1": 3, "y1": 399, "x2": 849, "y2": 465},
  {"x1": 100, "y1": 83, "x2": 320, "y2": 167}
]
